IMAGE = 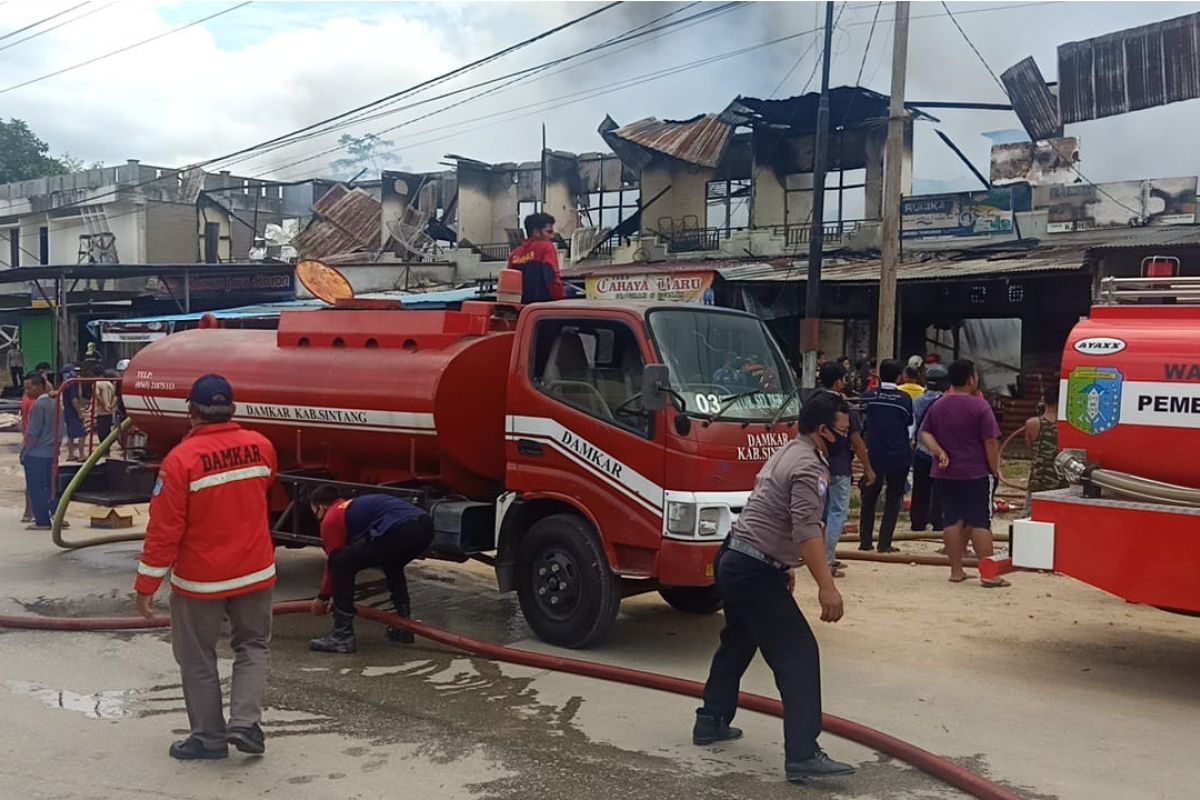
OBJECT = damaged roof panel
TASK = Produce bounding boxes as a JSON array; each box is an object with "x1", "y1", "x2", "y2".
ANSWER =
[
  {"x1": 1001, "y1": 56, "x2": 1062, "y2": 140},
  {"x1": 293, "y1": 186, "x2": 381, "y2": 260},
  {"x1": 605, "y1": 114, "x2": 733, "y2": 169},
  {"x1": 1059, "y1": 11, "x2": 1200, "y2": 124}
]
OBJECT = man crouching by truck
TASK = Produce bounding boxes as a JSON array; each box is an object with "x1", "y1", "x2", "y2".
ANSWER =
[
  {"x1": 134, "y1": 374, "x2": 278, "y2": 760},
  {"x1": 308, "y1": 487, "x2": 435, "y2": 653},
  {"x1": 693, "y1": 391, "x2": 856, "y2": 785}
]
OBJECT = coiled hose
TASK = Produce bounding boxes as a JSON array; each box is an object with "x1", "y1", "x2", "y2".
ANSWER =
[
  {"x1": 0, "y1": 601, "x2": 1024, "y2": 800},
  {"x1": 52, "y1": 418, "x2": 143, "y2": 550}
]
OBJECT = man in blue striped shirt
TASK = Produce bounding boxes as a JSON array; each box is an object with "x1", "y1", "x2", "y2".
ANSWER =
[{"x1": 858, "y1": 359, "x2": 913, "y2": 552}]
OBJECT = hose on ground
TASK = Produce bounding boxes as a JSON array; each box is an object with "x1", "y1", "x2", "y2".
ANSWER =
[
  {"x1": 52, "y1": 418, "x2": 143, "y2": 550},
  {"x1": 0, "y1": 601, "x2": 1022, "y2": 800},
  {"x1": 836, "y1": 549, "x2": 978, "y2": 568}
]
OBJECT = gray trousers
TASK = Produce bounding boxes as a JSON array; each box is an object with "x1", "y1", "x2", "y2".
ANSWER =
[{"x1": 169, "y1": 587, "x2": 273, "y2": 748}]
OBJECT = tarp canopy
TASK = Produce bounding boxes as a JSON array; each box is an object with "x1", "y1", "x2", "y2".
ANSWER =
[{"x1": 88, "y1": 287, "x2": 484, "y2": 341}]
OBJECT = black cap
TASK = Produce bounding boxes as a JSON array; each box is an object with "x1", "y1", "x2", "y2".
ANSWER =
[{"x1": 189, "y1": 374, "x2": 234, "y2": 406}]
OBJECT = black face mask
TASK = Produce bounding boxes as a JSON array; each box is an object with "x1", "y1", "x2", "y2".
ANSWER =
[{"x1": 821, "y1": 426, "x2": 848, "y2": 444}]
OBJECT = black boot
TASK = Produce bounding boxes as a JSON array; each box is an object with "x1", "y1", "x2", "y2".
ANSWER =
[
  {"x1": 692, "y1": 710, "x2": 743, "y2": 746},
  {"x1": 786, "y1": 749, "x2": 856, "y2": 783},
  {"x1": 309, "y1": 610, "x2": 357, "y2": 653},
  {"x1": 387, "y1": 596, "x2": 414, "y2": 645}
]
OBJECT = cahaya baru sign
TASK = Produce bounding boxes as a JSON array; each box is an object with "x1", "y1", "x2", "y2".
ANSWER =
[{"x1": 586, "y1": 271, "x2": 714, "y2": 303}]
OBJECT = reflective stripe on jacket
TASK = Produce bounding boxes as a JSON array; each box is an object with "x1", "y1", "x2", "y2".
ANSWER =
[{"x1": 135, "y1": 421, "x2": 278, "y2": 599}]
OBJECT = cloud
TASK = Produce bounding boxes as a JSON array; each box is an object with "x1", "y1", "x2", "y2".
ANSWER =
[{"x1": 3, "y1": 0, "x2": 1200, "y2": 190}]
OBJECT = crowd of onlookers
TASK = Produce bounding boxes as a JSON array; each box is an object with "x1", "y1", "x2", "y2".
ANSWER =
[
  {"x1": 9, "y1": 342, "x2": 129, "y2": 530},
  {"x1": 813, "y1": 351, "x2": 1062, "y2": 587}
]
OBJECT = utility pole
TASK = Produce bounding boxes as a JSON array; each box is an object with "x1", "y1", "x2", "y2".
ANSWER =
[
  {"x1": 876, "y1": 0, "x2": 910, "y2": 365},
  {"x1": 801, "y1": 1, "x2": 836, "y2": 390}
]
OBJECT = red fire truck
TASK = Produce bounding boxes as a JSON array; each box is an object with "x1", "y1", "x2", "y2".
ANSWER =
[
  {"x1": 1013, "y1": 267, "x2": 1200, "y2": 615},
  {"x1": 120, "y1": 296, "x2": 801, "y2": 647}
]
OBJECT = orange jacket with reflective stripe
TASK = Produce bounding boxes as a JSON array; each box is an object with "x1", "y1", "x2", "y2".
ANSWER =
[{"x1": 135, "y1": 422, "x2": 278, "y2": 599}]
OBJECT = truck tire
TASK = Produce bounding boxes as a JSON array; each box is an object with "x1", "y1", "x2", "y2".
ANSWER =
[
  {"x1": 659, "y1": 585, "x2": 723, "y2": 615},
  {"x1": 516, "y1": 514, "x2": 620, "y2": 649}
]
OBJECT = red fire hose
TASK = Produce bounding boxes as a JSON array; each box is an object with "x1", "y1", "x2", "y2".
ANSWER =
[{"x1": 0, "y1": 601, "x2": 1023, "y2": 800}]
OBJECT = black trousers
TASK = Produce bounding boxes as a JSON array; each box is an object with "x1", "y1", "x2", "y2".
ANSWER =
[
  {"x1": 859, "y1": 463, "x2": 909, "y2": 550},
  {"x1": 701, "y1": 548, "x2": 822, "y2": 764},
  {"x1": 909, "y1": 453, "x2": 943, "y2": 531},
  {"x1": 330, "y1": 517, "x2": 434, "y2": 616},
  {"x1": 10, "y1": 367, "x2": 22, "y2": 387}
]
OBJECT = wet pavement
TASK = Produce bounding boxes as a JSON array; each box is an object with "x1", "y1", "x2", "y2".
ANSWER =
[{"x1": 2, "y1": 484, "x2": 1198, "y2": 798}]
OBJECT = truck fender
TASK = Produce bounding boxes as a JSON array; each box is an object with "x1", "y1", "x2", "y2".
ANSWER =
[{"x1": 493, "y1": 491, "x2": 617, "y2": 593}]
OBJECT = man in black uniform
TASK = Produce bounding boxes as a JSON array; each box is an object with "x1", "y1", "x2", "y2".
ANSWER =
[
  {"x1": 308, "y1": 486, "x2": 435, "y2": 653},
  {"x1": 692, "y1": 391, "x2": 856, "y2": 784}
]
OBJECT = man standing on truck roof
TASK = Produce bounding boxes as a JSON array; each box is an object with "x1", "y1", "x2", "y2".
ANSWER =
[
  {"x1": 507, "y1": 212, "x2": 578, "y2": 304},
  {"x1": 692, "y1": 391, "x2": 857, "y2": 785},
  {"x1": 134, "y1": 374, "x2": 278, "y2": 760},
  {"x1": 308, "y1": 487, "x2": 436, "y2": 653}
]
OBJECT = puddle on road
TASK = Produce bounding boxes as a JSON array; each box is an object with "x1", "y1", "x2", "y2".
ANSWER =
[{"x1": 7, "y1": 680, "x2": 142, "y2": 720}]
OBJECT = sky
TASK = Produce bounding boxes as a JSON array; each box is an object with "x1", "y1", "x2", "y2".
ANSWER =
[{"x1": 2, "y1": 0, "x2": 1200, "y2": 193}]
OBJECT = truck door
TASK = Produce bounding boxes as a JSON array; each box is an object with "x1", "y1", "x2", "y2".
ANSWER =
[{"x1": 507, "y1": 311, "x2": 666, "y2": 577}]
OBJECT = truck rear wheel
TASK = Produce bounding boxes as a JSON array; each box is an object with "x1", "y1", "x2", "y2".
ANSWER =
[
  {"x1": 516, "y1": 514, "x2": 620, "y2": 649},
  {"x1": 659, "y1": 585, "x2": 723, "y2": 615}
]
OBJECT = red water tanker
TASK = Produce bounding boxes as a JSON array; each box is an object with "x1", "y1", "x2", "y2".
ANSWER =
[
  {"x1": 123, "y1": 298, "x2": 804, "y2": 647},
  {"x1": 1014, "y1": 275, "x2": 1200, "y2": 614}
]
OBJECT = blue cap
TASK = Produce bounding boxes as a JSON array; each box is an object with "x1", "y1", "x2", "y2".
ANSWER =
[
  {"x1": 61, "y1": 364, "x2": 77, "y2": 377},
  {"x1": 189, "y1": 374, "x2": 234, "y2": 406}
]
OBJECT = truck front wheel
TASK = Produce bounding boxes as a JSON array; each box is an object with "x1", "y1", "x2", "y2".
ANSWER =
[
  {"x1": 516, "y1": 514, "x2": 620, "y2": 649},
  {"x1": 659, "y1": 585, "x2": 723, "y2": 615}
]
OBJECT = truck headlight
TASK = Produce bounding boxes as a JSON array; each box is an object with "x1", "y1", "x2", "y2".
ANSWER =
[
  {"x1": 666, "y1": 502, "x2": 696, "y2": 534},
  {"x1": 698, "y1": 507, "x2": 722, "y2": 536}
]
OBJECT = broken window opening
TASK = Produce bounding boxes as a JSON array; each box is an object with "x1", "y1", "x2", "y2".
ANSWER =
[{"x1": 706, "y1": 179, "x2": 752, "y2": 234}]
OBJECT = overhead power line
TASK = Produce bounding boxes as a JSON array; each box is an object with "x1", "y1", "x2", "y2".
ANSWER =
[
  {"x1": 204, "y1": 2, "x2": 625, "y2": 170},
  {"x1": 222, "y1": 2, "x2": 747, "y2": 172},
  {"x1": 0, "y1": 2, "x2": 253, "y2": 96},
  {"x1": 0, "y1": 1, "x2": 119, "y2": 55},
  {"x1": 14, "y1": 0, "x2": 625, "y2": 220},
  {"x1": 936, "y1": 0, "x2": 1142, "y2": 218},
  {"x1": 0, "y1": 2, "x2": 90, "y2": 43},
  {"x1": 264, "y1": 21, "x2": 831, "y2": 179}
]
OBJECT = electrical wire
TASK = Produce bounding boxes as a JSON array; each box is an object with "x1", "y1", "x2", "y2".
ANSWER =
[
  {"x1": 263, "y1": 21, "x2": 831, "y2": 180},
  {"x1": 8, "y1": 1, "x2": 627, "y2": 221},
  {"x1": 939, "y1": 1, "x2": 1006, "y2": 96},
  {"x1": 936, "y1": 0, "x2": 1142, "y2": 218},
  {"x1": 0, "y1": 1, "x2": 90, "y2": 43},
  {"x1": 0, "y1": 2, "x2": 253, "y2": 96},
  {"x1": 202, "y1": 2, "x2": 626, "y2": 171},
  {"x1": 0, "y1": 1, "x2": 118, "y2": 55},
  {"x1": 222, "y1": 2, "x2": 745, "y2": 172},
  {"x1": 854, "y1": 1, "x2": 883, "y2": 87}
]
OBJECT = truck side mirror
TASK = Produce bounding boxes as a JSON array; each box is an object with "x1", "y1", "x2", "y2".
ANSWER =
[{"x1": 641, "y1": 363, "x2": 670, "y2": 412}]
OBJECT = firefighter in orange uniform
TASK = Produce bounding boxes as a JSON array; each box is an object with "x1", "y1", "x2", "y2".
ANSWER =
[{"x1": 134, "y1": 374, "x2": 278, "y2": 761}]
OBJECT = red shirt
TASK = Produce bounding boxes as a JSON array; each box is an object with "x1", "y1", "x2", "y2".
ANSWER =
[
  {"x1": 317, "y1": 499, "x2": 353, "y2": 598},
  {"x1": 507, "y1": 239, "x2": 565, "y2": 303},
  {"x1": 135, "y1": 422, "x2": 278, "y2": 599},
  {"x1": 20, "y1": 393, "x2": 33, "y2": 433}
]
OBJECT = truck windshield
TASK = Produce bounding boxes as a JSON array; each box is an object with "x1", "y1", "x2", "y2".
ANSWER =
[{"x1": 647, "y1": 308, "x2": 797, "y2": 421}]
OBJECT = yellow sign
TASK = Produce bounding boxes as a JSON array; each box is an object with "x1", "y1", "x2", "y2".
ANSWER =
[{"x1": 585, "y1": 271, "x2": 714, "y2": 303}]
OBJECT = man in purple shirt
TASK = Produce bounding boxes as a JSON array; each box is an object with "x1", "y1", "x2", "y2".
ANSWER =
[{"x1": 918, "y1": 359, "x2": 1008, "y2": 588}]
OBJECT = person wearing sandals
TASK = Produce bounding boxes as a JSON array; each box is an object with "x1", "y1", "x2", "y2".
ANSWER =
[
  {"x1": 918, "y1": 359, "x2": 1009, "y2": 588},
  {"x1": 1023, "y1": 382, "x2": 1067, "y2": 516}
]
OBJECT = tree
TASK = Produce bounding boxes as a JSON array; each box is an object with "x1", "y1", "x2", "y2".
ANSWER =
[
  {"x1": 0, "y1": 119, "x2": 73, "y2": 183},
  {"x1": 329, "y1": 133, "x2": 400, "y2": 180}
]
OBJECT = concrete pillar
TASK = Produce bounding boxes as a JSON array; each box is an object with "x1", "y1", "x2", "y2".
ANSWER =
[{"x1": 864, "y1": 126, "x2": 886, "y2": 220}]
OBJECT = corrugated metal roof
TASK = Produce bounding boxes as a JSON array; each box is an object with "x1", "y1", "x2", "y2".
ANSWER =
[
  {"x1": 1000, "y1": 57, "x2": 1062, "y2": 140},
  {"x1": 717, "y1": 251, "x2": 1087, "y2": 283},
  {"x1": 1059, "y1": 12, "x2": 1200, "y2": 125},
  {"x1": 1075, "y1": 225, "x2": 1200, "y2": 251},
  {"x1": 606, "y1": 114, "x2": 733, "y2": 169},
  {"x1": 292, "y1": 186, "x2": 382, "y2": 259}
]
